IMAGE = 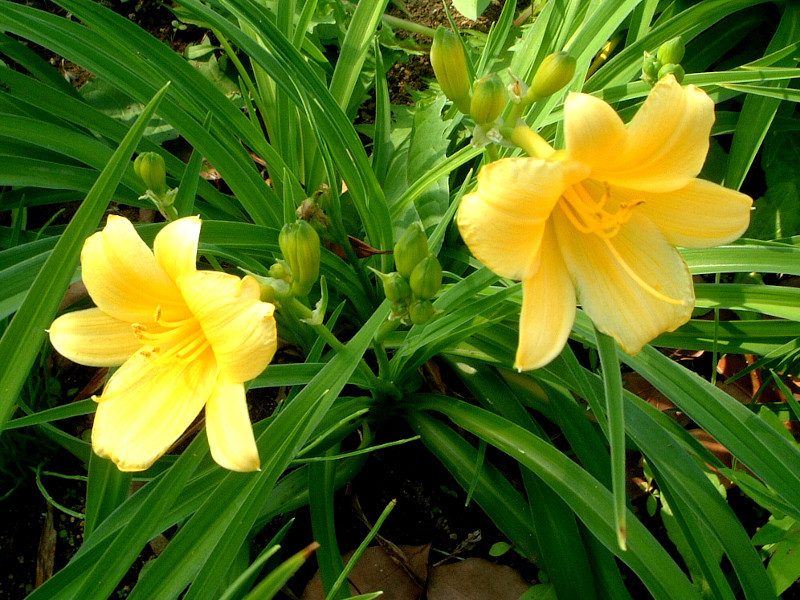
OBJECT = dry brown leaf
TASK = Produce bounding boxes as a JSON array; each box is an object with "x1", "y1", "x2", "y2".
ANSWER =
[
  {"x1": 301, "y1": 544, "x2": 430, "y2": 600},
  {"x1": 623, "y1": 373, "x2": 688, "y2": 425},
  {"x1": 426, "y1": 557, "x2": 531, "y2": 600},
  {"x1": 35, "y1": 502, "x2": 56, "y2": 587}
]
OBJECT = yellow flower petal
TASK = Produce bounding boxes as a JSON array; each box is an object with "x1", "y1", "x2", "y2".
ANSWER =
[
  {"x1": 457, "y1": 157, "x2": 589, "y2": 279},
  {"x1": 205, "y1": 378, "x2": 260, "y2": 472},
  {"x1": 564, "y1": 92, "x2": 627, "y2": 166},
  {"x1": 624, "y1": 179, "x2": 752, "y2": 248},
  {"x1": 81, "y1": 215, "x2": 190, "y2": 323},
  {"x1": 92, "y1": 349, "x2": 218, "y2": 471},
  {"x1": 49, "y1": 308, "x2": 140, "y2": 367},
  {"x1": 553, "y1": 210, "x2": 694, "y2": 354},
  {"x1": 515, "y1": 226, "x2": 576, "y2": 371},
  {"x1": 570, "y1": 76, "x2": 715, "y2": 193},
  {"x1": 180, "y1": 271, "x2": 277, "y2": 383},
  {"x1": 154, "y1": 216, "x2": 201, "y2": 282}
]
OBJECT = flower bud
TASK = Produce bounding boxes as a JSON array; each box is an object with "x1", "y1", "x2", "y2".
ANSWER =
[
  {"x1": 409, "y1": 255, "x2": 442, "y2": 300},
  {"x1": 409, "y1": 299, "x2": 435, "y2": 325},
  {"x1": 377, "y1": 271, "x2": 411, "y2": 303},
  {"x1": 394, "y1": 223, "x2": 429, "y2": 279},
  {"x1": 430, "y1": 26, "x2": 472, "y2": 114},
  {"x1": 529, "y1": 52, "x2": 576, "y2": 100},
  {"x1": 134, "y1": 152, "x2": 167, "y2": 198},
  {"x1": 657, "y1": 37, "x2": 685, "y2": 67},
  {"x1": 279, "y1": 220, "x2": 321, "y2": 296},
  {"x1": 470, "y1": 73, "x2": 506, "y2": 125},
  {"x1": 641, "y1": 51, "x2": 660, "y2": 83},
  {"x1": 390, "y1": 300, "x2": 409, "y2": 320},
  {"x1": 269, "y1": 261, "x2": 290, "y2": 280},
  {"x1": 657, "y1": 63, "x2": 685, "y2": 84}
]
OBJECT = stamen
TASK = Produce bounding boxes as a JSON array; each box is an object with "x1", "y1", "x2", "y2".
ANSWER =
[
  {"x1": 601, "y1": 238, "x2": 685, "y2": 305},
  {"x1": 559, "y1": 183, "x2": 642, "y2": 239},
  {"x1": 130, "y1": 314, "x2": 209, "y2": 367}
]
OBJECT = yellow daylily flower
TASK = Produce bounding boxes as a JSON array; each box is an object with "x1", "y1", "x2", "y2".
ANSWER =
[
  {"x1": 457, "y1": 76, "x2": 752, "y2": 371},
  {"x1": 49, "y1": 215, "x2": 277, "y2": 472}
]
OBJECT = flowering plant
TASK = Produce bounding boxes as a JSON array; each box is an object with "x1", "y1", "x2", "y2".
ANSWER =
[{"x1": 1, "y1": 1, "x2": 800, "y2": 599}]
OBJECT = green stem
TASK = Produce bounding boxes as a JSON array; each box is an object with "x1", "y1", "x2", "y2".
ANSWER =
[
  {"x1": 287, "y1": 298, "x2": 382, "y2": 390},
  {"x1": 594, "y1": 327, "x2": 627, "y2": 552},
  {"x1": 339, "y1": 1, "x2": 437, "y2": 38},
  {"x1": 507, "y1": 124, "x2": 554, "y2": 158},
  {"x1": 373, "y1": 339, "x2": 391, "y2": 380},
  {"x1": 381, "y1": 12, "x2": 437, "y2": 38},
  {"x1": 288, "y1": 298, "x2": 347, "y2": 353}
]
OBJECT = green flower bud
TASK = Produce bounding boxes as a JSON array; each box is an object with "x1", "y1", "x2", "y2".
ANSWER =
[
  {"x1": 134, "y1": 152, "x2": 167, "y2": 198},
  {"x1": 430, "y1": 26, "x2": 472, "y2": 114},
  {"x1": 394, "y1": 223, "x2": 429, "y2": 279},
  {"x1": 642, "y1": 51, "x2": 660, "y2": 81},
  {"x1": 657, "y1": 63, "x2": 685, "y2": 84},
  {"x1": 657, "y1": 37, "x2": 685, "y2": 67},
  {"x1": 390, "y1": 300, "x2": 409, "y2": 320},
  {"x1": 377, "y1": 271, "x2": 412, "y2": 303},
  {"x1": 470, "y1": 73, "x2": 507, "y2": 125},
  {"x1": 529, "y1": 52, "x2": 576, "y2": 100},
  {"x1": 269, "y1": 261, "x2": 290, "y2": 280},
  {"x1": 279, "y1": 220, "x2": 321, "y2": 296},
  {"x1": 409, "y1": 299, "x2": 435, "y2": 325},
  {"x1": 409, "y1": 255, "x2": 442, "y2": 300}
]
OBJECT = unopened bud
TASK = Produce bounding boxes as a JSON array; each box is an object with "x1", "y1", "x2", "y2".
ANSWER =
[
  {"x1": 409, "y1": 299, "x2": 435, "y2": 325},
  {"x1": 409, "y1": 255, "x2": 442, "y2": 300},
  {"x1": 657, "y1": 63, "x2": 685, "y2": 84},
  {"x1": 529, "y1": 52, "x2": 576, "y2": 100},
  {"x1": 470, "y1": 73, "x2": 506, "y2": 125},
  {"x1": 134, "y1": 152, "x2": 167, "y2": 198},
  {"x1": 390, "y1": 300, "x2": 409, "y2": 320},
  {"x1": 657, "y1": 37, "x2": 685, "y2": 67},
  {"x1": 642, "y1": 51, "x2": 660, "y2": 81},
  {"x1": 394, "y1": 223, "x2": 429, "y2": 279},
  {"x1": 269, "y1": 261, "x2": 290, "y2": 280},
  {"x1": 377, "y1": 271, "x2": 412, "y2": 303},
  {"x1": 279, "y1": 220, "x2": 321, "y2": 296},
  {"x1": 430, "y1": 26, "x2": 472, "y2": 114}
]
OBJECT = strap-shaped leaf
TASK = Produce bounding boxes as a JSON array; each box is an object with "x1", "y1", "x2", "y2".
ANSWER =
[{"x1": 0, "y1": 82, "x2": 170, "y2": 435}]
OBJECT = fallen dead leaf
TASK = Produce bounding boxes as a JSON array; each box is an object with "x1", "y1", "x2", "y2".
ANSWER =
[
  {"x1": 426, "y1": 557, "x2": 531, "y2": 600},
  {"x1": 301, "y1": 544, "x2": 430, "y2": 600},
  {"x1": 623, "y1": 373, "x2": 688, "y2": 425},
  {"x1": 35, "y1": 501, "x2": 56, "y2": 587}
]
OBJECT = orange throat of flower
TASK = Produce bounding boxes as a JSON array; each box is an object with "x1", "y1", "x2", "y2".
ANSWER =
[
  {"x1": 557, "y1": 182, "x2": 685, "y2": 307},
  {"x1": 132, "y1": 307, "x2": 211, "y2": 366}
]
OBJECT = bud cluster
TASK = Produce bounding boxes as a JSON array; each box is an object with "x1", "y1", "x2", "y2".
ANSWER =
[
  {"x1": 429, "y1": 26, "x2": 576, "y2": 148},
  {"x1": 375, "y1": 223, "x2": 443, "y2": 325},
  {"x1": 642, "y1": 37, "x2": 686, "y2": 86}
]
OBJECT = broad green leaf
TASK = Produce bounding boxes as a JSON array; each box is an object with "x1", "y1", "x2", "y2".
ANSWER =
[
  {"x1": 452, "y1": 0, "x2": 492, "y2": 21},
  {"x1": 385, "y1": 96, "x2": 452, "y2": 235}
]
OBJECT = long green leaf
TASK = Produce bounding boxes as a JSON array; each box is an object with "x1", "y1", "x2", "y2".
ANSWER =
[
  {"x1": 412, "y1": 394, "x2": 699, "y2": 600},
  {"x1": 725, "y1": 3, "x2": 800, "y2": 190},
  {"x1": 0, "y1": 83, "x2": 170, "y2": 435},
  {"x1": 328, "y1": 0, "x2": 389, "y2": 115}
]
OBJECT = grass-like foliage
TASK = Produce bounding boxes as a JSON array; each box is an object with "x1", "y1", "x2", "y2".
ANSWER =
[{"x1": 1, "y1": 0, "x2": 800, "y2": 598}]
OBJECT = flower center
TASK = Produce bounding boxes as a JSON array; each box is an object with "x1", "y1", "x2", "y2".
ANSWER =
[
  {"x1": 132, "y1": 306, "x2": 211, "y2": 366},
  {"x1": 559, "y1": 182, "x2": 685, "y2": 307},
  {"x1": 558, "y1": 182, "x2": 641, "y2": 238}
]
